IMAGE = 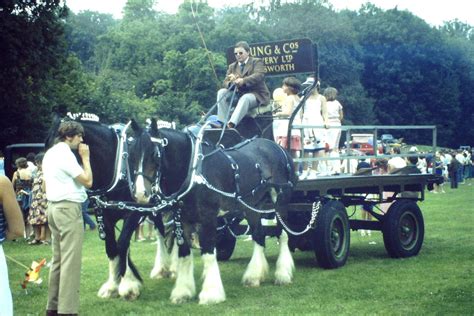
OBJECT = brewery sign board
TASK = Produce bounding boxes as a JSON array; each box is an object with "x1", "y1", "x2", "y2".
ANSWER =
[{"x1": 226, "y1": 38, "x2": 315, "y2": 76}]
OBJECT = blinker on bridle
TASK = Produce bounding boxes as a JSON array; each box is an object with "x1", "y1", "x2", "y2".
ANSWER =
[
  {"x1": 134, "y1": 136, "x2": 168, "y2": 184},
  {"x1": 143, "y1": 136, "x2": 169, "y2": 199}
]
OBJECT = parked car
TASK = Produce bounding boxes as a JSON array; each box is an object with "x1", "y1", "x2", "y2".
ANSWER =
[
  {"x1": 3, "y1": 143, "x2": 45, "y2": 179},
  {"x1": 381, "y1": 134, "x2": 395, "y2": 144},
  {"x1": 380, "y1": 134, "x2": 406, "y2": 153},
  {"x1": 350, "y1": 134, "x2": 383, "y2": 155}
]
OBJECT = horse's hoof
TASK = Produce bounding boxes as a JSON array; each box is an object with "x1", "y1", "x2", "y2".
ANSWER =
[
  {"x1": 274, "y1": 277, "x2": 292, "y2": 286},
  {"x1": 150, "y1": 268, "x2": 166, "y2": 279},
  {"x1": 170, "y1": 286, "x2": 195, "y2": 304},
  {"x1": 199, "y1": 296, "x2": 226, "y2": 305},
  {"x1": 274, "y1": 268, "x2": 293, "y2": 285},
  {"x1": 118, "y1": 279, "x2": 141, "y2": 300},
  {"x1": 170, "y1": 294, "x2": 193, "y2": 304},
  {"x1": 120, "y1": 291, "x2": 140, "y2": 301},
  {"x1": 242, "y1": 278, "x2": 261, "y2": 287},
  {"x1": 97, "y1": 282, "x2": 119, "y2": 298},
  {"x1": 199, "y1": 291, "x2": 226, "y2": 305},
  {"x1": 150, "y1": 268, "x2": 174, "y2": 280}
]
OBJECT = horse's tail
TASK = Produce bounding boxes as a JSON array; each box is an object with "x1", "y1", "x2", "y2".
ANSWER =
[
  {"x1": 281, "y1": 144, "x2": 297, "y2": 185},
  {"x1": 127, "y1": 253, "x2": 143, "y2": 283},
  {"x1": 265, "y1": 138, "x2": 297, "y2": 186}
]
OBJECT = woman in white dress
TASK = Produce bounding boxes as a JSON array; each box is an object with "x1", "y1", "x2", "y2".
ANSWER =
[
  {"x1": 299, "y1": 81, "x2": 328, "y2": 179},
  {"x1": 323, "y1": 87, "x2": 344, "y2": 174}
]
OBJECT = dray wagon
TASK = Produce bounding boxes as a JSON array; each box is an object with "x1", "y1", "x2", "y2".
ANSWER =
[
  {"x1": 213, "y1": 39, "x2": 440, "y2": 268},
  {"x1": 215, "y1": 156, "x2": 439, "y2": 268}
]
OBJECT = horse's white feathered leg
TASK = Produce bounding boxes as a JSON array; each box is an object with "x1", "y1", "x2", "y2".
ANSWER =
[
  {"x1": 97, "y1": 257, "x2": 120, "y2": 298},
  {"x1": 199, "y1": 253, "x2": 226, "y2": 304},
  {"x1": 242, "y1": 242, "x2": 268, "y2": 287},
  {"x1": 150, "y1": 233, "x2": 173, "y2": 279},
  {"x1": 170, "y1": 254, "x2": 195, "y2": 304},
  {"x1": 169, "y1": 239, "x2": 178, "y2": 278},
  {"x1": 118, "y1": 254, "x2": 142, "y2": 300},
  {"x1": 274, "y1": 230, "x2": 294, "y2": 285}
]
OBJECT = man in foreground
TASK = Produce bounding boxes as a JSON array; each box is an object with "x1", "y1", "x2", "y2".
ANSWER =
[{"x1": 43, "y1": 121, "x2": 93, "y2": 316}]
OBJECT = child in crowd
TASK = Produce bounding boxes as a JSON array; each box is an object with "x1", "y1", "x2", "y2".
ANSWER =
[{"x1": 27, "y1": 153, "x2": 51, "y2": 244}]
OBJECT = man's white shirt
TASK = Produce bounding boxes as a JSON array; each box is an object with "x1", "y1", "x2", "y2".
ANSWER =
[{"x1": 43, "y1": 142, "x2": 87, "y2": 203}]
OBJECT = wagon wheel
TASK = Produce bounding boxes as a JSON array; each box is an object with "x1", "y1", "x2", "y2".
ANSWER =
[
  {"x1": 216, "y1": 226, "x2": 237, "y2": 261},
  {"x1": 313, "y1": 200, "x2": 350, "y2": 269},
  {"x1": 382, "y1": 200, "x2": 424, "y2": 258}
]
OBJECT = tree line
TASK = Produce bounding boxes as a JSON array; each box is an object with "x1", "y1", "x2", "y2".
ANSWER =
[{"x1": 1, "y1": 0, "x2": 472, "y2": 149}]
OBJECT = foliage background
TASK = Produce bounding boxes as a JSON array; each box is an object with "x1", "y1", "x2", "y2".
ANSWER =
[{"x1": 1, "y1": 0, "x2": 473, "y2": 149}]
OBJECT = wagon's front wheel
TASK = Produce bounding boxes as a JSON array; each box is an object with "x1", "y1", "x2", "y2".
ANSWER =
[
  {"x1": 382, "y1": 200, "x2": 424, "y2": 258},
  {"x1": 313, "y1": 200, "x2": 350, "y2": 269}
]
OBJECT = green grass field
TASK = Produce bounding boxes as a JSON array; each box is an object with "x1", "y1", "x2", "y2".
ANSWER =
[{"x1": 4, "y1": 179, "x2": 473, "y2": 315}]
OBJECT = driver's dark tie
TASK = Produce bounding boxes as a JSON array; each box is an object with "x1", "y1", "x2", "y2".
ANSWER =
[{"x1": 240, "y1": 63, "x2": 245, "y2": 74}]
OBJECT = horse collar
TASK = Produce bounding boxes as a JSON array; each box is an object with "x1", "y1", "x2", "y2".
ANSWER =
[{"x1": 87, "y1": 120, "x2": 134, "y2": 196}]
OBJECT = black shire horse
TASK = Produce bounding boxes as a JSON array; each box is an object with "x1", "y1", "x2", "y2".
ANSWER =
[
  {"x1": 129, "y1": 119, "x2": 297, "y2": 304},
  {"x1": 45, "y1": 114, "x2": 175, "y2": 300}
]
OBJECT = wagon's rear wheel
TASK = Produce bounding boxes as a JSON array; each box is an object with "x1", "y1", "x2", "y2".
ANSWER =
[
  {"x1": 216, "y1": 226, "x2": 237, "y2": 261},
  {"x1": 313, "y1": 200, "x2": 350, "y2": 269},
  {"x1": 382, "y1": 200, "x2": 424, "y2": 258}
]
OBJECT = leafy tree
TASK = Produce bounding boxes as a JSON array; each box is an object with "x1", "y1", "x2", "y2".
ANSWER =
[
  {"x1": 2, "y1": 0, "x2": 472, "y2": 150},
  {"x1": 90, "y1": 1, "x2": 225, "y2": 125},
  {"x1": 0, "y1": 0, "x2": 69, "y2": 147},
  {"x1": 352, "y1": 6, "x2": 464, "y2": 145},
  {"x1": 439, "y1": 22, "x2": 474, "y2": 146},
  {"x1": 439, "y1": 19, "x2": 473, "y2": 41},
  {"x1": 123, "y1": 0, "x2": 157, "y2": 22},
  {"x1": 64, "y1": 11, "x2": 117, "y2": 71}
]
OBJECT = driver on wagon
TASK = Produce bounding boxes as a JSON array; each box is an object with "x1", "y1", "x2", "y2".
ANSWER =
[{"x1": 216, "y1": 41, "x2": 270, "y2": 129}]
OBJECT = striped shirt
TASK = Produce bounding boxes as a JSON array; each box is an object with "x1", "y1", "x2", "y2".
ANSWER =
[{"x1": 0, "y1": 206, "x2": 6, "y2": 243}]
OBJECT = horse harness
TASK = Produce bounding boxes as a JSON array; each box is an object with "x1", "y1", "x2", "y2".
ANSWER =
[
  {"x1": 90, "y1": 121, "x2": 316, "y2": 243},
  {"x1": 87, "y1": 121, "x2": 152, "y2": 240},
  {"x1": 142, "y1": 122, "x2": 296, "y2": 243}
]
